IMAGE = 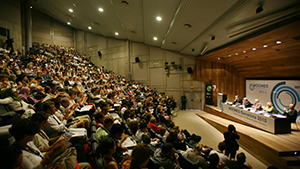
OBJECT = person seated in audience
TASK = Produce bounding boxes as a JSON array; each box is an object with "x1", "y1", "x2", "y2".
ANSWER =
[
  {"x1": 183, "y1": 142, "x2": 208, "y2": 168},
  {"x1": 95, "y1": 112, "x2": 105, "y2": 128},
  {"x1": 158, "y1": 127, "x2": 167, "y2": 142},
  {"x1": 18, "y1": 87, "x2": 39, "y2": 104},
  {"x1": 141, "y1": 134, "x2": 161, "y2": 147},
  {"x1": 121, "y1": 143, "x2": 153, "y2": 169},
  {"x1": 97, "y1": 137, "x2": 130, "y2": 169},
  {"x1": 148, "y1": 117, "x2": 162, "y2": 133},
  {"x1": 242, "y1": 98, "x2": 252, "y2": 108},
  {"x1": 95, "y1": 115, "x2": 114, "y2": 143},
  {"x1": 106, "y1": 124, "x2": 130, "y2": 163},
  {"x1": 135, "y1": 121, "x2": 148, "y2": 142},
  {"x1": 0, "y1": 88, "x2": 35, "y2": 114},
  {"x1": 9, "y1": 118, "x2": 65, "y2": 169},
  {"x1": 283, "y1": 103, "x2": 298, "y2": 123},
  {"x1": 233, "y1": 95, "x2": 242, "y2": 105},
  {"x1": 227, "y1": 152, "x2": 252, "y2": 169},
  {"x1": 34, "y1": 86, "x2": 47, "y2": 100},
  {"x1": 166, "y1": 128, "x2": 187, "y2": 151},
  {"x1": 188, "y1": 134, "x2": 202, "y2": 147},
  {"x1": 0, "y1": 146, "x2": 24, "y2": 169},
  {"x1": 128, "y1": 120, "x2": 139, "y2": 135},
  {"x1": 152, "y1": 143, "x2": 181, "y2": 169},
  {"x1": 205, "y1": 153, "x2": 225, "y2": 169},
  {"x1": 209, "y1": 142, "x2": 230, "y2": 166},
  {"x1": 264, "y1": 102, "x2": 275, "y2": 114}
]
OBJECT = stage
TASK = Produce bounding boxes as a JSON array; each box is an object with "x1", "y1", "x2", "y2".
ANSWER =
[{"x1": 200, "y1": 105, "x2": 300, "y2": 169}]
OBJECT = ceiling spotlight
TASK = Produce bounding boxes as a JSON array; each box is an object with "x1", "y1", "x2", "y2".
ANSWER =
[
  {"x1": 115, "y1": 32, "x2": 119, "y2": 35},
  {"x1": 243, "y1": 51, "x2": 246, "y2": 53},
  {"x1": 235, "y1": 53, "x2": 238, "y2": 55},
  {"x1": 256, "y1": 6, "x2": 263, "y2": 14},
  {"x1": 263, "y1": 45, "x2": 268, "y2": 48},
  {"x1": 88, "y1": 26, "x2": 92, "y2": 30},
  {"x1": 171, "y1": 62, "x2": 175, "y2": 65},
  {"x1": 69, "y1": 9, "x2": 73, "y2": 12},
  {"x1": 184, "y1": 24, "x2": 192, "y2": 28},
  {"x1": 192, "y1": 48, "x2": 195, "y2": 52},
  {"x1": 218, "y1": 57, "x2": 220, "y2": 60},
  {"x1": 165, "y1": 62, "x2": 168, "y2": 65},
  {"x1": 30, "y1": 5, "x2": 33, "y2": 9},
  {"x1": 211, "y1": 36, "x2": 215, "y2": 40},
  {"x1": 67, "y1": 22, "x2": 71, "y2": 25},
  {"x1": 252, "y1": 48, "x2": 256, "y2": 50},
  {"x1": 73, "y1": 3, "x2": 76, "y2": 7},
  {"x1": 153, "y1": 37, "x2": 158, "y2": 41},
  {"x1": 98, "y1": 8, "x2": 104, "y2": 12},
  {"x1": 172, "y1": 42, "x2": 177, "y2": 45},
  {"x1": 156, "y1": 16, "x2": 162, "y2": 21},
  {"x1": 228, "y1": 55, "x2": 231, "y2": 57},
  {"x1": 276, "y1": 40, "x2": 282, "y2": 44},
  {"x1": 131, "y1": 30, "x2": 136, "y2": 33}
]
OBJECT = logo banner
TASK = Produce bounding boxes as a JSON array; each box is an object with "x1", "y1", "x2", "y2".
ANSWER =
[{"x1": 246, "y1": 80, "x2": 300, "y2": 122}]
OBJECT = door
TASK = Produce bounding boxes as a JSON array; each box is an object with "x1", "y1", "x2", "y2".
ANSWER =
[{"x1": 184, "y1": 91, "x2": 202, "y2": 110}]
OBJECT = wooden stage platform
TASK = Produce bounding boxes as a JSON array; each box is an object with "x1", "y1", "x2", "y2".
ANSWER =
[{"x1": 197, "y1": 105, "x2": 300, "y2": 169}]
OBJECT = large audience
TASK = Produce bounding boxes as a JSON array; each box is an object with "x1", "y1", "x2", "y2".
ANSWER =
[{"x1": 0, "y1": 43, "x2": 275, "y2": 169}]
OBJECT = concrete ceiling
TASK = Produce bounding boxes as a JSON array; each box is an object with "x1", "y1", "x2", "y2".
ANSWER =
[{"x1": 32, "y1": 0, "x2": 300, "y2": 56}]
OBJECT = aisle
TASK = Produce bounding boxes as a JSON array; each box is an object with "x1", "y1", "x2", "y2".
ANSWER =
[{"x1": 172, "y1": 110, "x2": 270, "y2": 169}]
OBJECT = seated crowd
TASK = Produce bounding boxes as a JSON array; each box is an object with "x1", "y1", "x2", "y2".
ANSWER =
[{"x1": 0, "y1": 43, "x2": 264, "y2": 169}]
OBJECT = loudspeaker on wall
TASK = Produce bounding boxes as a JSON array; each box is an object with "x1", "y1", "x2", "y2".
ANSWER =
[
  {"x1": 135, "y1": 57, "x2": 140, "y2": 63},
  {"x1": 98, "y1": 51, "x2": 102, "y2": 59},
  {"x1": 187, "y1": 67, "x2": 193, "y2": 74}
]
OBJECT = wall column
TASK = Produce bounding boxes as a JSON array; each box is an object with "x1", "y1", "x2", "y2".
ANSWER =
[{"x1": 24, "y1": 0, "x2": 32, "y2": 51}]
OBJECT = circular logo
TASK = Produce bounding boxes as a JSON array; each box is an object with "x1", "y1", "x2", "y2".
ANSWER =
[
  {"x1": 207, "y1": 86, "x2": 212, "y2": 92},
  {"x1": 271, "y1": 82, "x2": 300, "y2": 114},
  {"x1": 249, "y1": 84, "x2": 254, "y2": 91}
]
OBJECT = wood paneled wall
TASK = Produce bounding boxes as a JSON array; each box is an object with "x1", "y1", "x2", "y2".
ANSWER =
[{"x1": 194, "y1": 59, "x2": 245, "y2": 105}]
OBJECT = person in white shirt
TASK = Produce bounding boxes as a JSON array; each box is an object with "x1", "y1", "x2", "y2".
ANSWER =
[{"x1": 209, "y1": 142, "x2": 230, "y2": 166}]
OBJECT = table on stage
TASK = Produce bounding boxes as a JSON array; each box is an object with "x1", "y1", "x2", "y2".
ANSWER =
[{"x1": 217, "y1": 93, "x2": 291, "y2": 134}]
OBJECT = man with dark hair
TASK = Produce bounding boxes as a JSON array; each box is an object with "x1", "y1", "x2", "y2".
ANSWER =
[
  {"x1": 209, "y1": 142, "x2": 230, "y2": 166},
  {"x1": 153, "y1": 143, "x2": 181, "y2": 169},
  {"x1": 227, "y1": 152, "x2": 252, "y2": 169},
  {"x1": 95, "y1": 115, "x2": 114, "y2": 143}
]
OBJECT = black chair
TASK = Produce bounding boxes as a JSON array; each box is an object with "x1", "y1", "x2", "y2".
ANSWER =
[
  {"x1": 176, "y1": 150, "x2": 200, "y2": 169},
  {"x1": 147, "y1": 157, "x2": 162, "y2": 169}
]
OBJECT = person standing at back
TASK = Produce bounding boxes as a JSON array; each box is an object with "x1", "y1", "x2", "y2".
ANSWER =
[
  {"x1": 181, "y1": 94, "x2": 187, "y2": 110},
  {"x1": 223, "y1": 124, "x2": 239, "y2": 160}
]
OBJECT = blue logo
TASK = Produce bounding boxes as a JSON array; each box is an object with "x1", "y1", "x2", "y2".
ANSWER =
[
  {"x1": 249, "y1": 83, "x2": 268, "y2": 91},
  {"x1": 271, "y1": 82, "x2": 300, "y2": 114}
]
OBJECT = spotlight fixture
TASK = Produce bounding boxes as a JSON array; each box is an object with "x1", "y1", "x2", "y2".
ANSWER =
[
  {"x1": 98, "y1": 8, "x2": 104, "y2": 12},
  {"x1": 211, "y1": 36, "x2": 215, "y2": 41},
  {"x1": 218, "y1": 57, "x2": 220, "y2": 60},
  {"x1": 192, "y1": 48, "x2": 195, "y2": 52},
  {"x1": 235, "y1": 53, "x2": 238, "y2": 55},
  {"x1": 276, "y1": 40, "x2": 281, "y2": 44},
  {"x1": 115, "y1": 32, "x2": 119, "y2": 35},
  {"x1": 153, "y1": 37, "x2": 158, "y2": 41},
  {"x1": 171, "y1": 62, "x2": 175, "y2": 65},
  {"x1": 156, "y1": 16, "x2": 162, "y2": 21},
  {"x1": 256, "y1": 6, "x2": 263, "y2": 14},
  {"x1": 165, "y1": 62, "x2": 168, "y2": 65},
  {"x1": 30, "y1": 5, "x2": 33, "y2": 9},
  {"x1": 67, "y1": 22, "x2": 71, "y2": 25},
  {"x1": 69, "y1": 9, "x2": 73, "y2": 12},
  {"x1": 88, "y1": 26, "x2": 92, "y2": 30},
  {"x1": 228, "y1": 55, "x2": 231, "y2": 57},
  {"x1": 252, "y1": 48, "x2": 256, "y2": 51},
  {"x1": 263, "y1": 45, "x2": 268, "y2": 48},
  {"x1": 243, "y1": 51, "x2": 246, "y2": 53}
]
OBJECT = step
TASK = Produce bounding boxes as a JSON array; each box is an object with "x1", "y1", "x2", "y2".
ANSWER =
[{"x1": 282, "y1": 156, "x2": 300, "y2": 166}]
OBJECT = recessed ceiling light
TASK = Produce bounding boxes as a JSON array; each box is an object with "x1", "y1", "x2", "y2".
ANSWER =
[
  {"x1": 235, "y1": 53, "x2": 238, "y2": 55},
  {"x1": 88, "y1": 26, "x2": 92, "y2": 30},
  {"x1": 156, "y1": 16, "x2": 162, "y2": 21},
  {"x1": 98, "y1": 8, "x2": 104, "y2": 12},
  {"x1": 228, "y1": 55, "x2": 231, "y2": 57},
  {"x1": 67, "y1": 22, "x2": 71, "y2": 25},
  {"x1": 263, "y1": 45, "x2": 268, "y2": 48},
  {"x1": 276, "y1": 40, "x2": 281, "y2": 44},
  {"x1": 121, "y1": 0, "x2": 129, "y2": 5},
  {"x1": 115, "y1": 32, "x2": 119, "y2": 35},
  {"x1": 73, "y1": 3, "x2": 76, "y2": 7},
  {"x1": 243, "y1": 51, "x2": 246, "y2": 53},
  {"x1": 218, "y1": 57, "x2": 220, "y2": 60},
  {"x1": 184, "y1": 24, "x2": 192, "y2": 28},
  {"x1": 69, "y1": 9, "x2": 73, "y2": 12},
  {"x1": 153, "y1": 37, "x2": 158, "y2": 41},
  {"x1": 30, "y1": 5, "x2": 32, "y2": 9},
  {"x1": 252, "y1": 48, "x2": 256, "y2": 50}
]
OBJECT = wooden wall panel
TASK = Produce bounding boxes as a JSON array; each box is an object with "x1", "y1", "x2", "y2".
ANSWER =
[{"x1": 194, "y1": 59, "x2": 245, "y2": 105}]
